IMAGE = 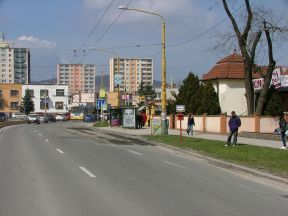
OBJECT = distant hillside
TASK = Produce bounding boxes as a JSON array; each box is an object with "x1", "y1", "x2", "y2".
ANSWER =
[{"x1": 32, "y1": 76, "x2": 163, "y2": 90}]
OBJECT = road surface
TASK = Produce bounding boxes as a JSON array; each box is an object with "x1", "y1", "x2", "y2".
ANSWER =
[{"x1": 0, "y1": 122, "x2": 288, "y2": 216}]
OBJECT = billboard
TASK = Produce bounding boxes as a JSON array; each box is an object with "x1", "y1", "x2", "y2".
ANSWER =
[{"x1": 122, "y1": 108, "x2": 136, "y2": 128}]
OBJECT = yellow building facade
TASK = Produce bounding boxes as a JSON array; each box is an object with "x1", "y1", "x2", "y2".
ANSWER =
[{"x1": 0, "y1": 84, "x2": 22, "y2": 113}]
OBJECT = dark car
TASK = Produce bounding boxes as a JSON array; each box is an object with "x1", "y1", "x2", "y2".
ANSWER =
[
  {"x1": 83, "y1": 114, "x2": 95, "y2": 122},
  {"x1": 44, "y1": 114, "x2": 56, "y2": 123}
]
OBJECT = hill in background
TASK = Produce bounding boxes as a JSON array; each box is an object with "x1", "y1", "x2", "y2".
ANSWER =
[{"x1": 31, "y1": 75, "x2": 163, "y2": 90}]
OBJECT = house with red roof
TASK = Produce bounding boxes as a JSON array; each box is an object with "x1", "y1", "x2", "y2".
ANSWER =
[
  {"x1": 202, "y1": 52, "x2": 288, "y2": 115},
  {"x1": 202, "y1": 52, "x2": 249, "y2": 115}
]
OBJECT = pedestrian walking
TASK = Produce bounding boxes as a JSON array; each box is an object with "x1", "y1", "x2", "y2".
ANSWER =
[
  {"x1": 141, "y1": 111, "x2": 147, "y2": 127},
  {"x1": 186, "y1": 113, "x2": 195, "y2": 135},
  {"x1": 226, "y1": 111, "x2": 241, "y2": 146},
  {"x1": 279, "y1": 112, "x2": 287, "y2": 150}
]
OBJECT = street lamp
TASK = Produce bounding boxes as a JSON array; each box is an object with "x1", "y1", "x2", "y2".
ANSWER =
[
  {"x1": 89, "y1": 47, "x2": 121, "y2": 108},
  {"x1": 119, "y1": 6, "x2": 168, "y2": 134}
]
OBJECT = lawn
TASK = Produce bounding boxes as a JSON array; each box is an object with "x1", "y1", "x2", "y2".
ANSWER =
[
  {"x1": 144, "y1": 135, "x2": 288, "y2": 178},
  {"x1": 93, "y1": 121, "x2": 109, "y2": 127}
]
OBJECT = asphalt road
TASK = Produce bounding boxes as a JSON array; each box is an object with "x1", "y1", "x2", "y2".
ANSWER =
[{"x1": 0, "y1": 122, "x2": 288, "y2": 216}]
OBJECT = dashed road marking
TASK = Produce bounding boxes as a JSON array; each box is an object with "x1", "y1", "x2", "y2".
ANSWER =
[
  {"x1": 128, "y1": 150, "x2": 143, "y2": 156},
  {"x1": 162, "y1": 160, "x2": 189, "y2": 170},
  {"x1": 38, "y1": 133, "x2": 42, "y2": 136},
  {"x1": 57, "y1": 148, "x2": 64, "y2": 154},
  {"x1": 45, "y1": 139, "x2": 50, "y2": 143},
  {"x1": 79, "y1": 166, "x2": 96, "y2": 178}
]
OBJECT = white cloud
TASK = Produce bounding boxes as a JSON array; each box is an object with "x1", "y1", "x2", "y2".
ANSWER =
[{"x1": 14, "y1": 35, "x2": 56, "y2": 49}]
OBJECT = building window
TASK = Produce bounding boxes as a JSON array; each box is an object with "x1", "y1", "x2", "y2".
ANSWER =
[
  {"x1": 40, "y1": 89, "x2": 49, "y2": 98},
  {"x1": 0, "y1": 101, "x2": 3, "y2": 109},
  {"x1": 10, "y1": 102, "x2": 18, "y2": 110},
  {"x1": 55, "y1": 102, "x2": 64, "y2": 109},
  {"x1": 0, "y1": 90, "x2": 2, "y2": 98},
  {"x1": 56, "y1": 89, "x2": 65, "y2": 96},
  {"x1": 40, "y1": 101, "x2": 49, "y2": 110},
  {"x1": 10, "y1": 90, "x2": 19, "y2": 97},
  {"x1": 25, "y1": 89, "x2": 34, "y2": 97}
]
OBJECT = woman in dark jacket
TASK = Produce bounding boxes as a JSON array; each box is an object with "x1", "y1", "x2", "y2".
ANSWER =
[{"x1": 186, "y1": 113, "x2": 195, "y2": 135}]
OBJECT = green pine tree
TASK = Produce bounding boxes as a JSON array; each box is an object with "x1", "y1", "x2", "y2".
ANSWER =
[
  {"x1": 263, "y1": 86, "x2": 284, "y2": 116},
  {"x1": 22, "y1": 90, "x2": 35, "y2": 115},
  {"x1": 197, "y1": 82, "x2": 221, "y2": 115},
  {"x1": 174, "y1": 72, "x2": 200, "y2": 114}
]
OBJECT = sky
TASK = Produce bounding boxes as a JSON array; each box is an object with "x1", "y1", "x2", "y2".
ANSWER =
[{"x1": 0, "y1": 0, "x2": 288, "y2": 83}]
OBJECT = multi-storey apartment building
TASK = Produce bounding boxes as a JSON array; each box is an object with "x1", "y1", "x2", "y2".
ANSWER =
[
  {"x1": 57, "y1": 64, "x2": 96, "y2": 94},
  {"x1": 0, "y1": 83, "x2": 22, "y2": 113},
  {"x1": 22, "y1": 84, "x2": 69, "y2": 114},
  {"x1": 109, "y1": 58, "x2": 153, "y2": 94},
  {"x1": 0, "y1": 37, "x2": 30, "y2": 84}
]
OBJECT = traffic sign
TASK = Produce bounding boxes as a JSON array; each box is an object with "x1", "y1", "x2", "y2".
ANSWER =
[{"x1": 96, "y1": 99, "x2": 106, "y2": 109}]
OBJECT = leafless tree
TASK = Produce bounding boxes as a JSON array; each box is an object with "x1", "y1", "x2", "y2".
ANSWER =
[{"x1": 221, "y1": 0, "x2": 288, "y2": 115}]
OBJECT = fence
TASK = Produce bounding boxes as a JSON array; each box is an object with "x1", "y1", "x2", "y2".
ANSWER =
[{"x1": 169, "y1": 114, "x2": 280, "y2": 135}]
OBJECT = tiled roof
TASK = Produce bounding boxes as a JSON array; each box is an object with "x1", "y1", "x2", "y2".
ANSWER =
[{"x1": 202, "y1": 53, "x2": 246, "y2": 81}]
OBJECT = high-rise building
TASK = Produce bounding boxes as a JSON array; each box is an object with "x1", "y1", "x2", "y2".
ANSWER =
[
  {"x1": 0, "y1": 35, "x2": 30, "y2": 84},
  {"x1": 109, "y1": 58, "x2": 153, "y2": 94},
  {"x1": 57, "y1": 64, "x2": 96, "y2": 94}
]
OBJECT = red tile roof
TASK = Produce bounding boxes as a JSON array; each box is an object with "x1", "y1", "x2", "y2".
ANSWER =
[{"x1": 202, "y1": 53, "x2": 246, "y2": 81}]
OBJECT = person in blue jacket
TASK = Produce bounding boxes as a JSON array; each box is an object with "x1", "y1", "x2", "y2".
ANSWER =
[{"x1": 226, "y1": 111, "x2": 241, "y2": 146}]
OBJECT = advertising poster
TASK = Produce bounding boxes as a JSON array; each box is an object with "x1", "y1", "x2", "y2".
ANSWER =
[
  {"x1": 123, "y1": 108, "x2": 136, "y2": 128},
  {"x1": 152, "y1": 118, "x2": 161, "y2": 135}
]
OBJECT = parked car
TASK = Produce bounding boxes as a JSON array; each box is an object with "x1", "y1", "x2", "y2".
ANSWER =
[
  {"x1": 44, "y1": 114, "x2": 56, "y2": 123},
  {"x1": 27, "y1": 114, "x2": 40, "y2": 124},
  {"x1": 83, "y1": 114, "x2": 95, "y2": 122},
  {"x1": 37, "y1": 114, "x2": 45, "y2": 123},
  {"x1": 12, "y1": 113, "x2": 27, "y2": 120},
  {"x1": 55, "y1": 113, "x2": 65, "y2": 121}
]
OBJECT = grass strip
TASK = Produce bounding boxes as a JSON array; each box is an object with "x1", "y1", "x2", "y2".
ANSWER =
[
  {"x1": 93, "y1": 121, "x2": 109, "y2": 127},
  {"x1": 144, "y1": 135, "x2": 288, "y2": 178}
]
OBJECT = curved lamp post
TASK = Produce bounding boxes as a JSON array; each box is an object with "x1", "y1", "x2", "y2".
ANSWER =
[{"x1": 119, "y1": 6, "x2": 168, "y2": 134}]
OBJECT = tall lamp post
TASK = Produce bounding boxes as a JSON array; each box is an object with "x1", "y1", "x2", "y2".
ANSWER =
[
  {"x1": 89, "y1": 47, "x2": 121, "y2": 108},
  {"x1": 119, "y1": 6, "x2": 168, "y2": 134}
]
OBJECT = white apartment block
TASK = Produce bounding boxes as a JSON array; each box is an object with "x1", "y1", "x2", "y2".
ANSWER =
[
  {"x1": 0, "y1": 38, "x2": 30, "y2": 84},
  {"x1": 22, "y1": 84, "x2": 69, "y2": 114},
  {"x1": 109, "y1": 58, "x2": 153, "y2": 94},
  {"x1": 57, "y1": 64, "x2": 96, "y2": 94}
]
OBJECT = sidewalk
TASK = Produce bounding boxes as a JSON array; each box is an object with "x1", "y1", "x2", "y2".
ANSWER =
[{"x1": 95, "y1": 126, "x2": 284, "y2": 150}]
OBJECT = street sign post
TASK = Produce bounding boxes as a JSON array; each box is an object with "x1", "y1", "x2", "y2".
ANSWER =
[{"x1": 96, "y1": 99, "x2": 106, "y2": 109}]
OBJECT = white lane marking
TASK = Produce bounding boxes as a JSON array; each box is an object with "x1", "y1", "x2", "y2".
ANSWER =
[
  {"x1": 79, "y1": 166, "x2": 96, "y2": 178},
  {"x1": 38, "y1": 133, "x2": 42, "y2": 136},
  {"x1": 57, "y1": 148, "x2": 64, "y2": 154},
  {"x1": 34, "y1": 130, "x2": 37, "y2": 133},
  {"x1": 128, "y1": 150, "x2": 143, "y2": 156},
  {"x1": 45, "y1": 139, "x2": 50, "y2": 143},
  {"x1": 162, "y1": 160, "x2": 189, "y2": 170}
]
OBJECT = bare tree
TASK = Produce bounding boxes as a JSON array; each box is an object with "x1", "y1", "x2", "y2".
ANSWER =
[{"x1": 221, "y1": 0, "x2": 287, "y2": 115}]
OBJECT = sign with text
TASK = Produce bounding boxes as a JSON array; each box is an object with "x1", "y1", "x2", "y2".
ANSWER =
[{"x1": 176, "y1": 105, "x2": 185, "y2": 113}]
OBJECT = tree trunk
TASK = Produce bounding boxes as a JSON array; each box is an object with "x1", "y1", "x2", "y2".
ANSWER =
[{"x1": 243, "y1": 64, "x2": 255, "y2": 115}]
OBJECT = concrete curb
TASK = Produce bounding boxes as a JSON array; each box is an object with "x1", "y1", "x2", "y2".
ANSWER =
[
  {"x1": 90, "y1": 127, "x2": 288, "y2": 185},
  {"x1": 0, "y1": 121, "x2": 26, "y2": 129}
]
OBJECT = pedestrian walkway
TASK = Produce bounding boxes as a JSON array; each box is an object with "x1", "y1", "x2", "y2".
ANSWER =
[{"x1": 95, "y1": 126, "x2": 284, "y2": 150}]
